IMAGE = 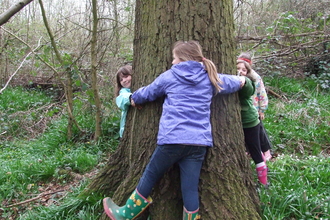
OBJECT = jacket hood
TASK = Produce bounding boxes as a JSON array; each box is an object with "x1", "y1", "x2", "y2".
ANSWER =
[{"x1": 171, "y1": 61, "x2": 206, "y2": 85}]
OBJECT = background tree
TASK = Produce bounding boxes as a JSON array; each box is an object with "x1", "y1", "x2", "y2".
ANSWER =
[
  {"x1": 91, "y1": 0, "x2": 102, "y2": 140},
  {"x1": 38, "y1": 0, "x2": 81, "y2": 139},
  {"x1": 86, "y1": 0, "x2": 260, "y2": 219}
]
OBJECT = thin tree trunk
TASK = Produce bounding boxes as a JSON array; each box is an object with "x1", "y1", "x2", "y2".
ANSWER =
[
  {"x1": 38, "y1": 0, "x2": 81, "y2": 139},
  {"x1": 91, "y1": 0, "x2": 102, "y2": 141},
  {"x1": 112, "y1": 0, "x2": 120, "y2": 57},
  {"x1": 0, "y1": 29, "x2": 4, "y2": 85}
]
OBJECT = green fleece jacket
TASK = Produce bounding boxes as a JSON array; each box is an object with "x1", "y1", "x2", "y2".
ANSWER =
[{"x1": 239, "y1": 77, "x2": 260, "y2": 128}]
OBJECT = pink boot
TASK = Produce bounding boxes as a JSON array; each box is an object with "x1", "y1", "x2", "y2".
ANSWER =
[{"x1": 256, "y1": 165, "x2": 268, "y2": 185}]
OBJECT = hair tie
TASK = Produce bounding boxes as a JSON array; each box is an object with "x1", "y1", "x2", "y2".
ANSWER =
[
  {"x1": 238, "y1": 58, "x2": 252, "y2": 65},
  {"x1": 202, "y1": 57, "x2": 206, "y2": 61}
]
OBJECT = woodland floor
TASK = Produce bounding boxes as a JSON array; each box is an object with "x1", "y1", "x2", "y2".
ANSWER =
[{"x1": 0, "y1": 169, "x2": 100, "y2": 220}]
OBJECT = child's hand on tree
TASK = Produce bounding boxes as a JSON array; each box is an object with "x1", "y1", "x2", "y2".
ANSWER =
[{"x1": 130, "y1": 96, "x2": 142, "y2": 110}]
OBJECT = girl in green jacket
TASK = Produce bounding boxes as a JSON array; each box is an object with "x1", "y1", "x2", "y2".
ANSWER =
[
  {"x1": 238, "y1": 52, "x2": 272, "y2": 161},
  {"x1": 237, "y1": 59, "x2": 268, "y2": 186}
]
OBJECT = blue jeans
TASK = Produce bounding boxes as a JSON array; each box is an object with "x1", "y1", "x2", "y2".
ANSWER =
[{"x1": 137, "y1": 144, "x2": 207, "y2": 211}]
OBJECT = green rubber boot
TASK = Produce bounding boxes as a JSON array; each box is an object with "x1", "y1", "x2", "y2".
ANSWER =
[
  {"x1": 103, "y1": 189, "x2": 152, "y2": 220},
  {"x1": 183, "y1": 207, "x2": 201, "y2": 220}
]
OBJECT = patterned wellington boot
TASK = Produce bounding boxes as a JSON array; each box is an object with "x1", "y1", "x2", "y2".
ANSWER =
[
  {"x1": 183, "y1": 207, "x2": 201, "y2": 220},
  {"x1": 256, "y1": 165, "x2": 268, "y2": 185},
  {"x1": 103, "y1": 189, "x2": 152, "y2": 220}
]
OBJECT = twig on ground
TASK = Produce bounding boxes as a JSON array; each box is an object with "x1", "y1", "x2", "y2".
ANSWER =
[
  {"x1": 3, "y1": 190, "x2": 65, "y2": 208},
  {"x1": 267, "y1": 88, "x2": 282, "y2": 99}
]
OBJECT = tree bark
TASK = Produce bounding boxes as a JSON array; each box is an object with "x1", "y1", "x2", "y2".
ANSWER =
[
  {"x1": 0, "y1": 0, "x2": 34, "y2": 26},
  {"x1": 86, "y1": 0, "x2": 261, "y2": 219}
]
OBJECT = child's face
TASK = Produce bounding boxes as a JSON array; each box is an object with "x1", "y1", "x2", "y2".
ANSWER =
[
  {"x1": 237, "y1": 63, "x2": 248, "y2": 76},
  {"x1": 120, "y1": 75, "x2": 132, "y2": 88},
  {"x1": 172, "y1": 53, "x2": 181, "y2": 65}
]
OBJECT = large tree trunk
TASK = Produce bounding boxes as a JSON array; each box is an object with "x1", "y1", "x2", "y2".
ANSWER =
[{"x1": 86, "y1": 0, "x2": 261, "y2": 219}]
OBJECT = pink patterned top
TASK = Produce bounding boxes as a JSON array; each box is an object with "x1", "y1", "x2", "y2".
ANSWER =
[{"x1": 251, "y1": 70, "x2": 268, "y2": 113}]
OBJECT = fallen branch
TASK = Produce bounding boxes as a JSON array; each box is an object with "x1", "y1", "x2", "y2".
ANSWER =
[
  {"x1": 4, "y1": 189, "x2": 65, "y2": 208},
  {"x1": 266, "y1": 88, "x2": 283, "y2": 99}
]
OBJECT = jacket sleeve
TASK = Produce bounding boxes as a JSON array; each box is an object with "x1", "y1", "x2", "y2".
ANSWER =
[
  {"x1": 217, "y1": 74, "x2": 242, "y2": 94},
  {"x1": 131, "y1": 73, "x2": 167, "y2": 105},
  {"x1": 116, "y1": 90, "x2": 132, "y2": 111},
  {"x1": 239, "y1": 77, "x2": 255, "y2": 98}
]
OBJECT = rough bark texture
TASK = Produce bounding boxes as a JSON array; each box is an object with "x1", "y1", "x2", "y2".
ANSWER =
[{"x1": 86, "y1": 0, "x2": 261, "y2": 219}]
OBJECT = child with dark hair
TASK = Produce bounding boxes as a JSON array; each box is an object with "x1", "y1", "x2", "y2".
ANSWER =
[{"x1": 115, "y1": 65, "x2": 132, "y2": 138}]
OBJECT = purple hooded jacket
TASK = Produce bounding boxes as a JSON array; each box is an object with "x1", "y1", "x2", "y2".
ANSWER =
[{"x1": 132, "y1": 61, "x2": 241, "y2": 147}]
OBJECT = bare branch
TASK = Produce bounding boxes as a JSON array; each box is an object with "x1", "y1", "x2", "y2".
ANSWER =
[
  {"x1": 4, "y1": 189, "x2": 65, "y2": 208},
  {"x1": 0, "y1": 27, "x2": 61, "y2": 84},
  {"x1": 237, "y1": 31, "x2": 327, "y2": 42},
  {"x1": 0, "y1": 0, "x2": 34, "y2": 26},
  {"x1": 237, "y1": 30, "x2": 330, "y2": 65},
  {"x1": 0, "y1": 51, "x2": 32, "y2": 94}
]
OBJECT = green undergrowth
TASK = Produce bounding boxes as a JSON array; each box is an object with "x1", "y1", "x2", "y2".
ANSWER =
[
  {"x1": 260, "y1": 155, "x2": 330, "y2": 219},
  {"x1": 263, "y1": 76, "x2": 330, "y2": 156},
  {"x1": 0, "y1": 86, "x2": 119, "y2": 219}
]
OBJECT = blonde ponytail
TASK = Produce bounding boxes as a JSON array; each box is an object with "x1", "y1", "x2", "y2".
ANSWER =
[{"x1": 203, "y1": 58, "x2": 223, "y2": 93}]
